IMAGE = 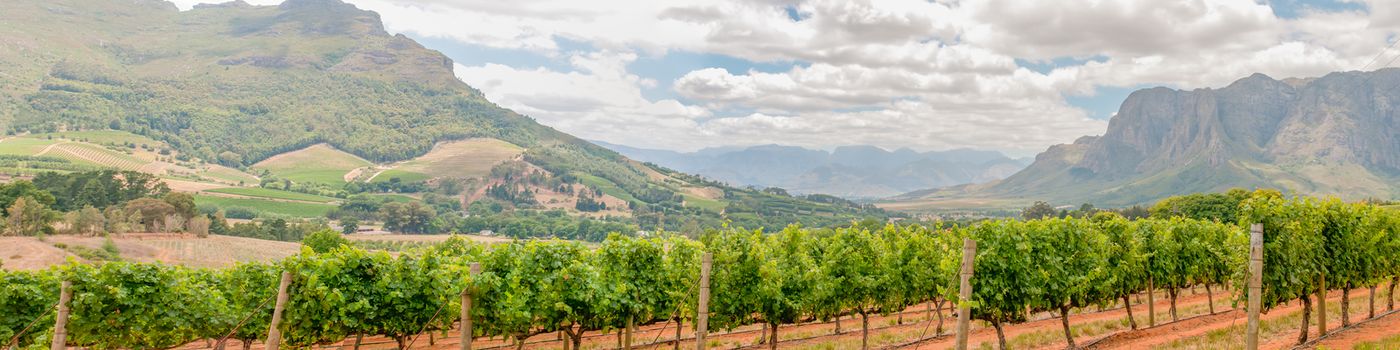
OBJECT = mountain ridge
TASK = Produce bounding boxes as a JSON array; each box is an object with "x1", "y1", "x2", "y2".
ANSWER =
[
  {"x1": 891, "y1": 70, "x2": 1400, "y2": 208},
  {"x1": 594, "y1": 141, "x2": 1030, "y2": 199},
  {"x1": 0, "y1": 0, "x2": 890, "y2": 228}
]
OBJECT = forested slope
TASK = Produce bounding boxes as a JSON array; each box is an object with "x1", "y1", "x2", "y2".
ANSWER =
[{"x1": 0, "y1": 0, "x2": 888, "y2": 228}]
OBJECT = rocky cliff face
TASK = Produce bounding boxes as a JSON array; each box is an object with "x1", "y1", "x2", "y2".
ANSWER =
[{"x1": 901, "y1": 70, "x2": 1400, "y2": 206}]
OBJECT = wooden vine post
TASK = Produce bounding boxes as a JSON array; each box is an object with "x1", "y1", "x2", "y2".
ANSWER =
[
  {"x1": 50, "y1": 280, "x2": 72, "y2": 350},
  {"x1": 1317, "y1": 274, "x2": 1327, "y2": 335},
  {"x1": 695, "y1": 253, "x2": 712, "y2": 350},
  {"x1": 954, "y1": 238, "x2": 976, "y2": 350},
  {"x1": 461, "y1": 263, "x2": 481, "y2": 350},
  {"x1": 1245, "y1": 224, "x2": 1263, "y2": 350},
  {"x1": 265, "y1": 271, "x2": 293, "y2": 350}
]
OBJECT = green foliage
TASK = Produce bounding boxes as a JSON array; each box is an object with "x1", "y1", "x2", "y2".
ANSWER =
[
  {"x1": 0, "y1": 269, "x2": 59, "y2": 347},
  {"x1": 64, "y1": 262, "x2": 232, "y2": 349},
  {"x1": 31, "y1": 170, "x2": 168, "y2": 212},
  {"x1": 1235, "y1": 191, "x2": 1325, "y2": 310},
  {"x1": 1150, "y1": 189, "x2": 1251, "y2": 222},
  {"x1": 0, "y1": 194, "x2": 1394, "y2": 349},
  {"x1": 302, "y1": 229, "x2": 350, "y2": 253}
]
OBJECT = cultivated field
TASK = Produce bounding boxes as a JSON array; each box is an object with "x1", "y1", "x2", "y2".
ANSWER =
[
  {"x1": 193, "y1": 194, "x2": 337, "y2": 217},
  {"x1": 370, "y1": 138, "x2": 523, "y2": 182},
  {"x1": 252, "y1": 143, "x2": 372, "y2": 185},
  {"x1": 0, "y1": 234, "x2": 301, "y2": 269},
  {"x1": 204, "y1": 187, "x2": 340, "y2": 203}
]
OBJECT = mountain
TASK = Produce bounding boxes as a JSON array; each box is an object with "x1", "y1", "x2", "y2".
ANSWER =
[
  {"x1": 892, "y1": 71, "x2": 1400, "y2": 208},
  {"x1": 0, "y1": 0, "x2": 889, "y2": 228},
  {"x1": 594, "y1": 142, "x2": 1030, "y2": 198}
]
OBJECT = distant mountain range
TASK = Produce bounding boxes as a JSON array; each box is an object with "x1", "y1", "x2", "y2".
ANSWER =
[
  {"x1": 595, "y1": 142, "x2": 1031, "y2": 199},
  {"x1": 892, "y1": 71, "x2": 1400, "y2": 207}
]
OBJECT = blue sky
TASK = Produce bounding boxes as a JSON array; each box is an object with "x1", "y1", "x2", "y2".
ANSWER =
[{"x1": 172, "y1": 0, "x2": 1393, "y2": 156}]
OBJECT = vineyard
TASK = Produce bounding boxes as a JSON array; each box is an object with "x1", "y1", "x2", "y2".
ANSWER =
[{"x1": 3, "y1": 191, "x2": 1399, "y2": 350}]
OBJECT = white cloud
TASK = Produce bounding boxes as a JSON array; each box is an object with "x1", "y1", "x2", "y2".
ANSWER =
[
  {"x1": 165, "y1": 0, "x2": 1400, "y2": 156},
  {"x1": 452, "y1": 53, "x2": 713, "y2": 150}
]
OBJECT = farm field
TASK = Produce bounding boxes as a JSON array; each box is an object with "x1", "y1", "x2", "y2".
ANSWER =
[
  {"x1": 370, "y1": 138, "x2": 523, "y2": 183},
  {"x1": 1, "y1": 234, "x2": 301, "y2": 269},
  {"x1": 204, "y1": 187, "x2": 340, "y2": 203},
  {"x1": 47, "y1": 142, "x2": 147, "y2": 171},
  {"x1": 34, "y1": 130, "x2": 164, "y2": 146},
  {"x1": 252, "y1": 143, "x2": 371, "y2": 185},
  {"x1": 0, "y1": 137, "x2": 59, "y2": 155},
  {"x1": 194, "y1": 194, "x2": 337, "y2": 217}
]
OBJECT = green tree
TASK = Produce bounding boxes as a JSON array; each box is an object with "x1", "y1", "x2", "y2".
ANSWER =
[
  {"x1": 1021, "y1": 201, "x2": 1056, "y2": 220},
  {"x1": 302, "y1": 229, "x2": 350, "y2": 254},
  {"x1": 6, "y1": 196, "x2": 57, "y2": 236}
]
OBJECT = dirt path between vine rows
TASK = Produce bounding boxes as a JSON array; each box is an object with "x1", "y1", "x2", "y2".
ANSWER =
[
  {"x1": 175, "y1": 285, "x2": 1400, "y2": 350},
  {"x1": 1307, "y1": 305, "x2": 1400, "y2": 349},
  {"x1": 1090, "y1": 283, "x2": 1396, "y2": 350}
]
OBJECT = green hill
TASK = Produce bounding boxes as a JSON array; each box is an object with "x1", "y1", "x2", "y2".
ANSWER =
[{"x1": 0, "y1": 0, "x2": 889, "y2": 228}]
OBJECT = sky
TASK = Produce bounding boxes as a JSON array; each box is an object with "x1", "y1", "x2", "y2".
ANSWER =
[{"x1": 170, "y1": 0, "x2": 1398, "y2": 157}]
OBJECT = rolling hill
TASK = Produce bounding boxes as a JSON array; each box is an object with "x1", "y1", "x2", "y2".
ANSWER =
[
  {"x1": 0, "y1": 0, "x2": 888, "y2": 227},
  {"x1": 890, "y1": 71, "x2": 1400, "y2": 209}
]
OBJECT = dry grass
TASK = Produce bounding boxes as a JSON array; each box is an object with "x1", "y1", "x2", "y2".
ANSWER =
[
  {"x1": 40, "y1": 234, "x2": 301, "y2": 268},
  {"x1": 0, "y1": 237, "x2": 74, "y2": 269},
  {"x1": 376, "y1": 138, "x2": 523, "y2": 180}
]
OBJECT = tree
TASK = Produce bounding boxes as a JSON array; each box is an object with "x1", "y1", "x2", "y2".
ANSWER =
[
  {"x1": 0, "y1": 180, "x2": 55, "y2": 215},
  {"x1": 340, "y1": 217, "x2": 360, "y2": 235},
  {"x1": 302, "y1": 229, "x2": 349, "y2": 253},
  {"x1": 6, "y1": 196, "x2": 56, "y2": 236},
  {"x1": 188, "y1": 215, "x2": 212, "y2": 238},
  {"x1": 125, "y1": 197, "x2": 176, "y2": 232},
  {"x1": 164, "y1": 192, "x2": 198, "y2": 220},
  {"x1": 74, "y1": 206, "x2": 106, "y2": 235},
  {"x1": 380, "y1": 201, "x2": 436, "y2": 234},
  {"x1": 1022, "y1": 201, "x2": 1056, "y2": 220}
]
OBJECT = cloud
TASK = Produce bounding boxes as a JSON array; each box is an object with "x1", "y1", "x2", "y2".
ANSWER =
[{"x1": 166, "y1": 0, "x2": 1400, "y2": 157}]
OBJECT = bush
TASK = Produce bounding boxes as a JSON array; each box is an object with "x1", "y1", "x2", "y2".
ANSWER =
[{"x1": 301, "y1": 229, "x2": 349, "y2": 254}]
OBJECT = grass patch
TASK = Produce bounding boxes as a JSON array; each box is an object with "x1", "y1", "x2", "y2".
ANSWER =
[
  {"x1": 575, "y1": 173, "x2": 639, "y2": 203},
  {"x1": 380, "y1": 138, "x2": 522, "y2": 179},
  {"x1": 366, "y1": 193, "x2": 417, "y2": 203},
  {"x1": 0, "y1": 137, "x2": 59, "y2": 156},
  {"x1": 205, "y1": 187, "x2": 338, "y2": 203},
  {"x1": 1159, "y1": 288, "x2": 1391, "y2": 349},
  {"x1": 1347, "y1": 333, "x2": 1400, "y2": 350},
  {"x1": 38, "y1": 130, "x2": 161, "y2": 146},
  {"x1": 370, "y1": 168, "x2": 431, "y2": 184},
  {"x1": 194, "y1": 194, "x2": 335, "y2": 218},
  {"x1": 198, "y1": 165, "x2": 259, "y2": 185},
  {"x1": 681, "y1": 193, "x2": 726, "y2": 212},
  {"x1": 251, "y1": 144, "x2": 369, "y2": 185}
]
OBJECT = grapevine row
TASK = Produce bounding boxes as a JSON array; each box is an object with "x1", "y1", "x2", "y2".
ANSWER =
[{"x1": 2, "y1": 191, "x2": 1398, "y2": 349}]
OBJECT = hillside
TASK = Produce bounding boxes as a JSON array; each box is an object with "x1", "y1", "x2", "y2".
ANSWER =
[
  {"x1": 0, "y1": 0, "x2": 887, "y2": 228},
  {"x1": 890, "y1": 70, "x2": 1400, "y2": 208},
  {"x1": 596, "y1": 142, "x2": 1028, "y2": 198}
]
